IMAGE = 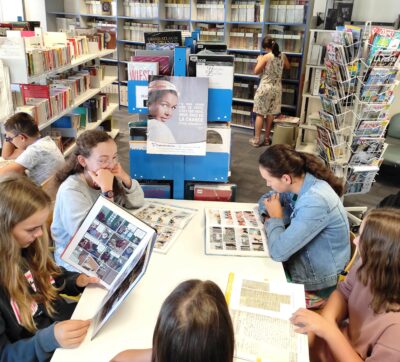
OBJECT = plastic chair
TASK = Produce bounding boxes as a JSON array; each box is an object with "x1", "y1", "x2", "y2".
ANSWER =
[
  {"x1": 383, "y1": 113, "x2": 400, "y2": 168},
  {"x1": 338, "y1": 231, "x2": 358, "y2": 282}
]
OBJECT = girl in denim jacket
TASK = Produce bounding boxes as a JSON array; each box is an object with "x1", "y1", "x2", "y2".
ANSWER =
[{"x1": 258, "y1": 144, "x2": 350, "y2": 309}]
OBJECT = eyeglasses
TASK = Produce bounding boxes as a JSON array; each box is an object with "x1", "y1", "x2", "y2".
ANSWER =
[
  {"x1": 4, "y1": 134, "x2": 19, "y2": 143},
  {"x1": 96, "y1": 156, "x2": 119, "y2": 167}
]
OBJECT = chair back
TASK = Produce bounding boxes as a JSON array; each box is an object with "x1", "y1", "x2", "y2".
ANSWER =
[
  {"x1": 387, "y1": 113, "x2": 400, "y2": 139},
  {"x1": 338, "y1": 231, "x2": 358, "y2": 282}
]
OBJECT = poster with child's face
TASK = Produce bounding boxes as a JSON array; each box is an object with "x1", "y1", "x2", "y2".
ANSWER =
[{"x1": 147, "y1": 75, "x2": 208, "y2": 156}]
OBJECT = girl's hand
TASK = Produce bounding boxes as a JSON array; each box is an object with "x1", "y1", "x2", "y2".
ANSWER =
[
  {"x1": 111, "y1": 162, "x2": 132, "y2": 188},
  {"x1": 290, "y1": 308, "x2": 333, "y2": 339},
  {"x1": 76, "y1": 274, "x2": 100, "y2": 288},
  {"x1": 54, "y1": 320, "x2": 91, "y2": 348},
  {"x1": 264, "y1": 193, "x2": 283, "y2": 218},
  {"x1": 88, "y1": 169, "x2": 114, "y2": 192}
]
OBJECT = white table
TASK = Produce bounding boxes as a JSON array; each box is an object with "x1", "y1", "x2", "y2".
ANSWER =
[{"x1": 52, "y1": 199, "x2": 285, "y2": 362}]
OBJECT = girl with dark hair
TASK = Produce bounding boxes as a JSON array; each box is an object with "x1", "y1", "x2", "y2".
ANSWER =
[
  {"x1": 0, "y1": 112, "x2": 65, "y2": 184},
  {"x1": 291, "y1": 208, "x2": 400, "y2": 361},
  {"x1": 110, "y1": 279, "x2": 235, "y2": 362},
  {"x1": 51, "y1": 130, "x2": 144, "y2": 270},
  {"x1": 258, "y1": 144, "x2": 350, "y2": 308},
  {"x1": 250, "y1": 37, "x2": 290, "y2": 147},
  {"x1": 0, "y1": 174, "x2": 98, "y2": 361}
]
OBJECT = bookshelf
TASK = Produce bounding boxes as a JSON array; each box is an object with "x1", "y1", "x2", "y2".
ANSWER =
[
  {"x1": 296, "y1": 29, "x2": 335, "y2": 154},
  {"x1": 44, "y1": 0, "x2": 313, "y2": 126},
  {"x1": 0, "y1": 30, "x2": 120, "y2": 154}
]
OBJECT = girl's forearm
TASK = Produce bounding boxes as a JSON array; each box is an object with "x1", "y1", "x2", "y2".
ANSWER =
[
  {"x1": 323, "y1": 326, "x2": 363, "y2": 362},
  {"x1": 321, "y1": 290, "x2": 348, "y2": 324}
]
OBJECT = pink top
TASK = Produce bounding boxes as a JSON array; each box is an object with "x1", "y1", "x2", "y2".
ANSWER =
[{"x1": 338, "y1": 260, "x2": 400, "y2": 361}]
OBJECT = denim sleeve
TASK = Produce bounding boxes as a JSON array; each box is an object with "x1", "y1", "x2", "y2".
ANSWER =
[
  {"x1": 265, "y1": 194, "x2": 332, "y2": 262},
  {"x1": 258, "y1": 192, "x2": 293, "y2": 226},
  {"x1": 0, "y1": 321, "x2": 59, "y2": 362}
]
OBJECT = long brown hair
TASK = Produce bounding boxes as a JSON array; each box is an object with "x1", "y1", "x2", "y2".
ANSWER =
[
  {"x1": 357, "y1": 208, "x2": 400, "y2": 313},
  {"x1": 0, "y1": 175, "x2": 61, "y2": 332},
  {"x1": 56, "y1": 130, "x2": 125, "y2": 199},
  {"x1": 259, "y1": 144, "x2": 344, "y2": 196},
  {"x1": 152, "y1": 280, "x2": 234, "y2": 362}
]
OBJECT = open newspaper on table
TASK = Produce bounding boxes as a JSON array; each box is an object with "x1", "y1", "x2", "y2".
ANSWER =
[
  {"x1": 132, "y1": 201, "x2": 197, "y2": 254},
  {"x1": 205, "y1": 208, "x2": 268, "y2": 257},
  {"x1": 60, "y1": 195, "x2": 157, "y2": 338},
  {"x1": 227, "y1": 274, "x2": 309, "y2": 362}
]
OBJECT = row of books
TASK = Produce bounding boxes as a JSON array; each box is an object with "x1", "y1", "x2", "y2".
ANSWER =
[
  {"x1": 123, "y1": 0, "x2": 159, "y2": 18},
  {"x1": 85, "y1": 0, "x2": 115, "y2": 16},
  {"x1": 195, "y1": 0, "x2": 225, "y2": 21},
  {"x1": 232, "y1": 104, "x2": 253, "y2": 127},
  {"x1": 0, "y1": 21, "x2": 40, "y2": 36},
  {"x1": 267, "y1": 25, "x2": 304, "y2": 53},
  {"x1": 26, "y1": 46, "x2": 72, "y2": 77},
  {"x1": 233, "y1": 81, "x2": 257, "y2": 99},
  {"x1": 165, "y1": 3, "x2": 190, "y2": 19},
  {"x1": 197, "y1": 23, "x2": 224, "y2": 42},
  {"x1": 229, "y1": 28, "x2": 261, "y2": 50},
  {"x1": 123, "y1": 22, "x2": 158, "y2": 43},
  {"x1": 308, "y1": 68, "x2": 326, "y2": 96},
  {"x1": 103, "y1": 83, "x2": 128, "y2": 106},
  {"x1": 12, "y1": 67, "x2": 103, "y2": 125},
  {"x1": 268, "y1": 4, "x2": 305, "y2": 23},
  {"x1": 231, "y1": 0, "x2": 262, "y2": 23}
]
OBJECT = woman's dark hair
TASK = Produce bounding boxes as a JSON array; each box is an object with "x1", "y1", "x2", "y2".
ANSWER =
[
  {"x1": 259, "y1": 144, "x2": 344, "y2": 196},
  {"x1": 262, "y1": 36, "x2": 281, "y2": 57},
  {"x1": 152, "y1": 280, "x2": 234, "y2": 362},
  {"x1": 4, "y1": 112, "x2": 39, "y2": 137},
  {"x1": 357, "y1": 208, "x2": 400, "y2": 313},
  {"x1": 56, "y1": 130, "x2": 125, "y2": 200}
]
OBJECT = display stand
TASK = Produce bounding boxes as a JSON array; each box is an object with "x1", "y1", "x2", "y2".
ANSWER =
[
  {"x1": 314, "y1": 24, "x2": 399, "y2": 195},
  {"x1": 128, "y1": 45, "x2": 232, "y2": 199}
]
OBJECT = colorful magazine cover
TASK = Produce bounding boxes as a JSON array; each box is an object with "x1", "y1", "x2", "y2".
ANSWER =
[
  {"x1": 147, "y1": 75, "x2": 209, "y2": 156},
  {"x1": 127, "y1": 61, "x2": 159, "y2": 81}
]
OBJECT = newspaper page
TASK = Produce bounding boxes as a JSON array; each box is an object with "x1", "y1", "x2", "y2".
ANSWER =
[
  {"x1": 228, "y1": 275, "x2": 309, "y2": 362},
  {"x1": 205, "y1": 208, "x2": 268, "y2": 257},
  {"x1": 61, "y1": 196, "x2": 157, "y2": 290},
  {"x1": 132, "y1": 201, "x2": 197, "y2": 254}
]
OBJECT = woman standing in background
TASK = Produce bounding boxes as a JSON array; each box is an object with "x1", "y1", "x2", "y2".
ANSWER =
[{"x1": 250, "y1": 37, "x2": 290, "y2": 147}]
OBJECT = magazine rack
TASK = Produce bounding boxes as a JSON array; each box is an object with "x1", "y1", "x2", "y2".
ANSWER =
[{"x1": 317, "y1": 24, "x2": 400, "y2": 196}]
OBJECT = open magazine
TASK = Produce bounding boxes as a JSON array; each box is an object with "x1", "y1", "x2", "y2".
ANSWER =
[
  {"x1": 227, "y1": 274, "x2": 309, "y2": 362},
  {"x1": 60, "y1": 196, "x2": 157, "y2": 338},
  {"x1": 132, "y1": 202, "x2": 197, "y2": 254},
  {"x1": 205, "y1": 208, "x2": 268, "y2": 257}
]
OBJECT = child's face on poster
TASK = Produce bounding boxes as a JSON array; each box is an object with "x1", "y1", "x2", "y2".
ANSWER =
[{"x1": 149, "y1": 92, "x2": 178, "y2": 122}]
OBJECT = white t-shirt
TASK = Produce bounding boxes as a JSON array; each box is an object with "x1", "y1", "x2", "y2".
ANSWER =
[
  {"x1": 148, "y1": 119, "x2": 176, "y2": 144},
  {"x1": 16, "y1": 136, "x2": 65, "y2": 184}
]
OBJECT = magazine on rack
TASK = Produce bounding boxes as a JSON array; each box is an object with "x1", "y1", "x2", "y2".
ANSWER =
[
  {"x1": 61, "y1": 196, "x2": 157, "y2": 290},
  {"x1": 349, "y1": 137, "x2": 386, "y2": 167},
  {"x1": 226, "y1": 274, "x2": 309, "y2": 362},
  {"x1": 132, "y1": 202, "x2": 197, "y2": 254},
  {"x1": 205, "y1": 208, "x2": 268, "y2": 257},
  {"x1": 60, "y1": 196, "x2": 157, "y2": 339}
]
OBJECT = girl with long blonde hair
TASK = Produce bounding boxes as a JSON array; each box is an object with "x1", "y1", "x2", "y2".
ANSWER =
[{"x1": 0, "y1": 174, "x2": 97, "y2": 361}]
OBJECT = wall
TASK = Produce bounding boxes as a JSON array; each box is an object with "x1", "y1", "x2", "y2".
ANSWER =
[
  {"x1": 24, "y1": 0, "x2": 47, "y2": 31},
  {"x1": 0, "y1": 0, "x2": 24, "y2": 21}
]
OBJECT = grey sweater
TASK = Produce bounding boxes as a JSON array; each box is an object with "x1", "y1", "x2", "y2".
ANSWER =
[{"x1": 51, "y1": 174, "x2": 144, "y2": 270}]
